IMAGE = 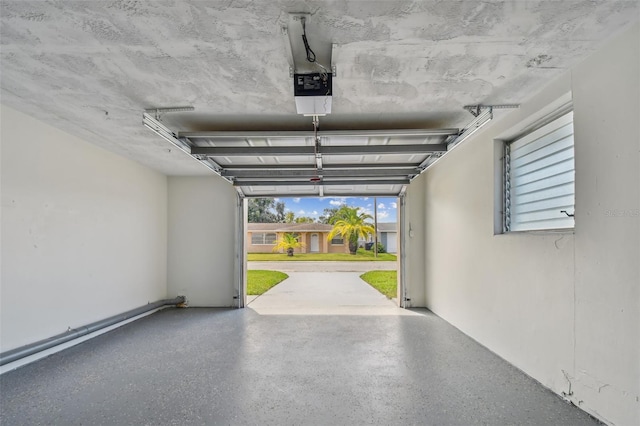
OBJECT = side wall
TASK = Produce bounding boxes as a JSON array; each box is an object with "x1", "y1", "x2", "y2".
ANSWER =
[
  {"x1": 167, "y1": 176, "x2": 237, "y2": 306},
  {"x1": 1, "y1": 105, "x2": 168, "y2": 351},
  {"x1": 572, "y1": 23, "x2": 639, "y2": 423},
  {"x1": 418, "y1": 24, "x2": 639, "y2": 426}
]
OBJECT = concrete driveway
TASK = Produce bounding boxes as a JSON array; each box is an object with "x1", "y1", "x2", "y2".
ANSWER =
[
  {"x1": 247, "y1": 260, "x2": 397, "y2": 272},
  {"x1": 247, "y1": 271, "x2": 410, "y2": 316}
]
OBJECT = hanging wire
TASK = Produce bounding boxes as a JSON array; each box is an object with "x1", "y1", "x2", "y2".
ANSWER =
[
  {"x1": 299, "y1": 18, "x2": 331, "y2": 116},
  {"x1": 301, "y1": 17, "x2": 316, "y2": 63},
  {"x1": 300, "y1": 17, "x2": 329, "y2": 81}
]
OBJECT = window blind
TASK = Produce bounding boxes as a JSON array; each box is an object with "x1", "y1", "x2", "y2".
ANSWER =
[{"x1": 507, "y1": 111, "x2": 575, "y2": 231}]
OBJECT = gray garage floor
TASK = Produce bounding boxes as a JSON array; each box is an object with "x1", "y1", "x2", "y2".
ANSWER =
[{"x1": 0, "y1": 275, "x2": 599, "y2": 426}]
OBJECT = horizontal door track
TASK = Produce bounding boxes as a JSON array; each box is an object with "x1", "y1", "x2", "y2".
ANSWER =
[
  {"x1": 232, "y1": 179, "x2": 410, "y2": 187},
  {"x1": 221, "y1": 163, "x2": 420, "y2": 170},
  {"x1": 143, "y1": 110, "x2": 484, "y2": 197},
  {"x1": 190, "y1": 144, "x2": 447, "y2": 156},
  {"x1": 179, "y1": 128, "x2": 459, "y2": 138},
  {"x1": 222, "y1": 168, "x2": 420, "y2": 178}
]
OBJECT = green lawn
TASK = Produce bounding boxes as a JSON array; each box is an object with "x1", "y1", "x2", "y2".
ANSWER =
[
  {"x1": 247, "y1": 270, "x2": 289, "y2": 295},
  {"x1": 360, "y1": 270, "x2": 397, "y2": 299},
  {"x1": 248, "y1": 248, "x2": 396, "y2": 262}
]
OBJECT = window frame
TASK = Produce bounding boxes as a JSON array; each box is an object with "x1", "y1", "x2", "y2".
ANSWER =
[
  {"x1": 502, "y1": 109, "x2": 576, "y2": 233},
  {"x1": 251, "y1": 232, "x2": 277, "y2": 245},
  {"x1": 330, "y1": 236, "x2": 344, "y2": 245}
]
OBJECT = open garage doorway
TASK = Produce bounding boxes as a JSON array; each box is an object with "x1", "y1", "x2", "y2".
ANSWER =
[
  {"x1": 241, "y1": 196, "x2": 403, "y2": 311},
  {"x1": 182, "y1": 122, "x2": 450, "y2": 312}
]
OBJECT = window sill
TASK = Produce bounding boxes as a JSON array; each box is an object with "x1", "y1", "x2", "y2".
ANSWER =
[{"x1": 494, "y1": 228, "x2": 575, "y2": 237}]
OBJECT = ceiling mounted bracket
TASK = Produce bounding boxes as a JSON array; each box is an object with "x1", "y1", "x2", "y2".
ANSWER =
[
  {"x1": 280, "y1": 25, "x2": 295, "y2": 78},
  {"x1": 142, "y1": 111, "x2": 190, "y2": 154},
  {"x1": 144, "y1": 106, "x2": 194, "y2": 121},
  {"x1": 464, "y1": 104, "x2": 519, "y2": 117},
  {"x1": 283, "y1": 13, "x2": 318, "y2": 76},
  {"x1": 449, "y1": 107, "x2": 494, "y2": 149},
  {"x1": 283, "y1": 12, "x2": 334, "y2": 115},
  {"x1": 412, "y1": 108, "x2": 495, "y2": 176},
  {"x1": 142, "y1": 108, "x2": 228, "y2": 180},
  {"x1": 331, "y1": 44, "x2": 338, "y2": 77}
]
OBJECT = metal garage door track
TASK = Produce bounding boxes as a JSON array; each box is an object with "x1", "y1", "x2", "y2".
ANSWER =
[{"x1": 248, "y1": 271, "x2": 409, "y2": 316}]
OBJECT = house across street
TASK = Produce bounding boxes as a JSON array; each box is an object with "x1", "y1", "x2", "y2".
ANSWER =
[
  {"x1": 247, "y1": 222, "x2": 398, "y2": 254},
  {"x1": 247, "y1": 260, "x2": 397, "y2": 273}
]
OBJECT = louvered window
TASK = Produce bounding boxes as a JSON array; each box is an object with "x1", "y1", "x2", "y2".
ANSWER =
[{"x1": 504, "y1": 111, "x2": 575, "y2": 232}]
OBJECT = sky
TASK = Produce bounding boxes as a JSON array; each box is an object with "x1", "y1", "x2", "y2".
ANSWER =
[{"x1": 275, "y1": 196, "x2": 398, "y2": 223}]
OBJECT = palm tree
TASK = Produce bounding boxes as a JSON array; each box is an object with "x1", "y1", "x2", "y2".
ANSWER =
[
  {"x1": 327, "y1": 207, "x2": 375, "y2": 255},
  {"x1": 272, "y1": 233, "x2": 305, "y2": 256}
]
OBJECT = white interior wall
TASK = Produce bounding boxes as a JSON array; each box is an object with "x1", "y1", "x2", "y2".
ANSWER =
[
  {"x1": 418, "y1": 24, "x2": 639, "y2": 426},
  {"x1": 571, "y1": 23, "x2": 639, "y2": 424},
  {"x1": 1, "y1": 104, "x2": 168, "y2": 352},
  {"x1": 167, "y1": 176, "x2": 237, "y2": 307}
]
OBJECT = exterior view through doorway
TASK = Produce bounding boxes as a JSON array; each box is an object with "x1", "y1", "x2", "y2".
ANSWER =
[{"x1": 241, "y1": 196, "x2": 402, "y2": 309}]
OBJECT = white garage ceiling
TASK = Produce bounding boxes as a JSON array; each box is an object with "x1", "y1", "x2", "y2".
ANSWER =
[{"x1": 1, "y1": 1, "x2": 638, "y2": 195}]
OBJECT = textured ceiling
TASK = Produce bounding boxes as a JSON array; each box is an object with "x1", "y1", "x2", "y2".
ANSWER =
[{"x1": 1, "y1": 1, "x2": 638, "y2": 175}]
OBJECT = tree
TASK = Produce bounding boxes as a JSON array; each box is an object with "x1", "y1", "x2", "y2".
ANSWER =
[
  {"x1": 248, "y1": 198, "x2": 288, "y2": 223},
  {"x1": 318, "y1": 205, "x2": 351, "y2": 224},
  {"x1": 326, "y1": 207, "x2": 375, "y2": 255},
  {"x1": 274, "y1": 201, "x2": 286, "y2": 223},
  {"x1": 285, "y1": 211, "x2": 315, "y2": 224},
  {"x1": 248, "y1": 198, "x2": 276, "y2": 223},
  {"x1": 295, "y1": 216, "x2": 316, "y2": 223},
  {"x1": 284, "y1": 211, "x2": 296, "y2": 223},
  {"x1": 272, "y1": 233, "x2": 305, "y2": 256}
]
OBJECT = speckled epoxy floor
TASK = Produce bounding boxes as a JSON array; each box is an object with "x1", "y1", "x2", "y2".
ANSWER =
[{"x1": 0, "y1": 307, "x2": 599, "y2": 426}]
